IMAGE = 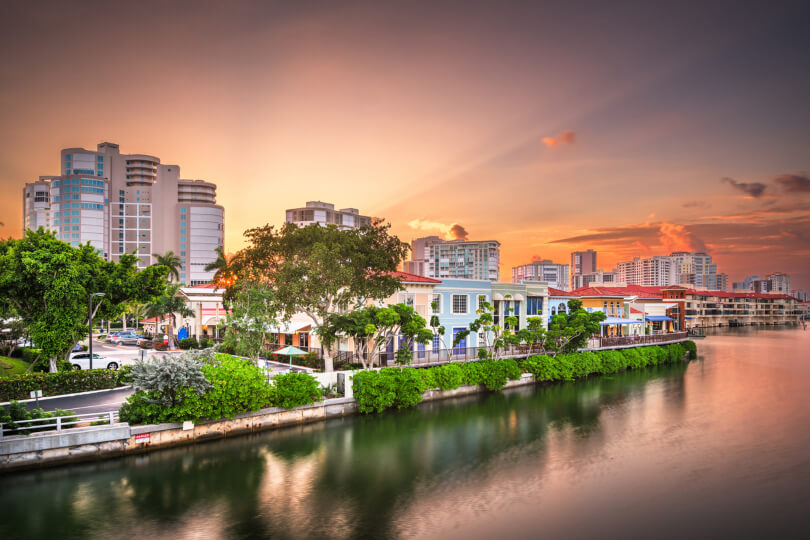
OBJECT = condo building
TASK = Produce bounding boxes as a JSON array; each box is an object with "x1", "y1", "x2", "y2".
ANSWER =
[
  {"x1": 616, "y1": 256, "x2": 677, "y2": 287},
  {"x1": 512, "y1": 258, "x2": 570, "y2": 290},
  {"x1": 285, "y1": 201, "x2": 372, "y2": 230},
  {"x1": 405, "y1": 236, "x2": 500, "y2": 281},
  {"x1": 570, "y1": 250, "x2": 597, "y2": 288},
  {"x1": 22, "y1": 142, "x2": 224, "y2": 285}
]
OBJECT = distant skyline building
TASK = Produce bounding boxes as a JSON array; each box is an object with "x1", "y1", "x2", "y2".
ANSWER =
[
  {"x1": 285, "y1": 201, "x2": 371, "y2": 230},
  {"x1": 512, "y1": 257, "x2": 569, "y2": 290},
  {"x1": 570, "y1": 250, "x2": 597, "y2": 288},
  {"x1": 22, "y1": 142, "x2": 224, "y2": 285},
  {"x1": 572, "y1": 269, "x2": 619, "y2": 289},
  {"x1": 767, "y1": 272, "x2": 791, "y2": 294},
  {"x1": 405, "y1": 236, "x2": 500, "y2": 281},
  {"x1": 616, "y1": 256, "x2": 677, "y2": 287},
  {"x1": 669, "y1": 251, "x2": 725, "y2": 290}
]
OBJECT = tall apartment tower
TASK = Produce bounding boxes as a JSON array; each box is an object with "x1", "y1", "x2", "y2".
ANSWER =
[
  {"x1": 669, "y1": 251, "x2": 724, "y2": 290},
  {"x1": 512, "y1": 258, "x2": 570, "y2": 290},
  {"x1": 767, "y1": 272, "x2": 791, "y2": 294},
  {"x1": 22, "y1": 142, "x2": 224, "y2": 285},
  {"x1": 285, "y1": 201, "x2": 372, "y2": 229},
  {"x1": 405, "y1": 236, "x2": 500, "y2": 281},
  {"x1": 570, "y1": 250, "x2": 597, "y2": 289},
  {"x1": 616, "y1": 256, "x2": 677, "y2": 287}
]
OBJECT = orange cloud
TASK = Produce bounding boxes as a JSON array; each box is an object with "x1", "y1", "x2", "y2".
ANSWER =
[
  {"x1": 658, "y1": 222, "x2": 708, "y2": 253},
  {"x1": 408, "y1": 218, "x2": 469, "y2": 240},
  {"x1": 542, "y1": 130, "x2": 576, "y2": 148}
]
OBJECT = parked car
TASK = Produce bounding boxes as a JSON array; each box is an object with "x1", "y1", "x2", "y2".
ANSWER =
[
  {"x1": 109, "y1": 331, "x2": 143, "y2": 345},
  {"x1": 137, "y1": 337, "x2": 154, "y2": 348},
  {"x1": 68, "y1": 352, "x2": 119, "y2": 370}
]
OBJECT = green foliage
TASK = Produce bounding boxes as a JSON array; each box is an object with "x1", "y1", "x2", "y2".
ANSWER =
[
  {"x1": 0, "y1": 401, "x2": 79, "y2": 434},
  {"x1": 153, "y1": 341, "x2": 168, "y2": 351},
  {"x1": 178, "y1": 354, "x2": 275, "y2": 421},
  {"x1": 226, "y1": 220, "x2": 410, "y2": 371},
  {"x1": 429, "y1": 363, "x2": 464, "y2": 390},
  {"x1": 151, "y1": 251, "x2": 182, "y2": 282},
  {"x1": 272, "y1": 372, "x2": 323, "y2": 409},
  {"x1": 682, "y1": 340, "x2": 697, "y2": 359},
  {"x1": 0, "y1": 229, "x2": 167, "y2": 371},
  {"x1": 0, "y1": 369, "x2": 123, "y2": 401},
  {"x1": 130, "y1": 350, "x2": 212, "y2": 408},
  {"x1": 144, "y1": 283, "x2": 194, "y2": 349},
  {"x1": 460, "y1": 359, "x2": 521, "y2": 390},
  {"x1": 544, "y1": 299, "x2": 606, "y2": 355},
  {"x1": 221, "y1": 282, "x2": 280, "y2": 362},
  {"x1": 522, "y1": 343, "x2": 692, "y2": 384},
  {"x1": 116, "y1": 364, "x2": 134, "y2": 384},
  {"x1": 177, "y1": 337, "x2": 199, "y2": 350},
  {"x1": 352, "y1": 368, "x2": 427, "y2": 413},
  {"x1": 0, "y1": 356, "x2": 30, "y2": 378}
]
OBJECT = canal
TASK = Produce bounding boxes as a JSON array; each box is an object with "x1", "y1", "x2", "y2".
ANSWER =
[{"x1": 2, "y1": 326, "x2": 809, "y2": 539}]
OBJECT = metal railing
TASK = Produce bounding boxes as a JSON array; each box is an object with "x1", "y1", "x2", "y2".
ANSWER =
[
  {"x1": 0, "y1": 410, "x2": 120, "y2": 438},
  {"x1": 588, "y1": 331, "x2": 688, "y2": 349}
]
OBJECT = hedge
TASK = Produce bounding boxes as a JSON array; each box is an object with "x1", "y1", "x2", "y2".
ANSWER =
[
  {"x1": 353, "y1": 343, "x2": 695, "y2": 415},
  {"x1": 0, "y1": 369, "x2": 127, "y2": 401},
  {"x1": 522, "y1": 342, "x2": 690, "y2": 383}
]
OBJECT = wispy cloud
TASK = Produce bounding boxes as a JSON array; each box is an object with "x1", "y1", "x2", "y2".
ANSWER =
[
  {"x1": 542, "y1": 130, "x2": 576, "y2": 148},
  {"x1": 775, "y1": 173, "x2": 810, "y2": 193},
  {"x1": 721, "y1": 177, "x2": 767, "y2": 198},
  {"x1": 682, "y1": 200, "x2": 711, "y2": 209},
  {"x1": 408, "y1": 218, "x2": 469, "y2": 240}
]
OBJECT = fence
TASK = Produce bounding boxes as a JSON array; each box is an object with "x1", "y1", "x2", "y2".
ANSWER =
[
  {"x1": 587, "y1": 331, "x2": 688, "y2": 349},
  {"x1": 0, "y1": 410, "x2": 120, "y2": 438}
]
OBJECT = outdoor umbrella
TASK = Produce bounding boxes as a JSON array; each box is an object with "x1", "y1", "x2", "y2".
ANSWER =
[{"x1": 273, "y1": 345, "x2": 308, "y2": 371}]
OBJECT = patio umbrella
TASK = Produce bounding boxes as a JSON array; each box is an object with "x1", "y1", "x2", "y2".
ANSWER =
[{"x1": 273, "y1": 345, "x2": 308, "y2": 370}]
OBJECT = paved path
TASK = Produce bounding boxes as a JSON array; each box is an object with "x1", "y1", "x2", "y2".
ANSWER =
[{"x1": 20, "y1": 387, "x2": 134, "y2": 415}]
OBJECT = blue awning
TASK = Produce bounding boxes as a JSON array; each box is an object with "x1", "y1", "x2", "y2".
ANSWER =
[
  {"x1": 645, "y1": 316, "x2": 673, "y2": 321},
  {"x1": 600, "y1": 317, "x2": 640, "y2": 325}
]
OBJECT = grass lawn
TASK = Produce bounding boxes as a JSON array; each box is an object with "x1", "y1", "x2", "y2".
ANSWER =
[{"x1": 0, "y1": 356, "x2": 31, "y2": 378}]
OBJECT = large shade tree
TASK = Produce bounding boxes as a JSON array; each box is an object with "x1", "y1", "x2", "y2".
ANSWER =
[
  {"x1": 221, "y1": 282, "x2": 280, "y2": 363},
  {"x1": 0, "y1": 229, "x2": 168, "y2": 371},
  {"x1": 225, "y1": 220, "x2": 409, "y2": 371},
  {"x1": 544, "y1": 299, "x2": 606, "y2": 355}
]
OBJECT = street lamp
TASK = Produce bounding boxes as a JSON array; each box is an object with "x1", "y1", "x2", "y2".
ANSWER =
[{"x1": 89, "y1": 293, "x2": 105, "y2": 370}]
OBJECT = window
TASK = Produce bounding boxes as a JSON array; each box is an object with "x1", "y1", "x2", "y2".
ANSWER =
[
  {"x1": 432, "y1": 294, "x2": 441, "y2": 314},
  {"x1": 452, "y1": 294, "x2": 467, "y2": 314},
  {"x1": 398, "y1": 292, "x2": 415, "y2": 307},
  {"x1": 527, "y1": 297, "x2": 543, "y2": 316},
  {"x1": 478, "y1": 295, "x2": 487, "y2": 309}
]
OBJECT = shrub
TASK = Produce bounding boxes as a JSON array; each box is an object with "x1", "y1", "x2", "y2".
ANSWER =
[
  {"x1": 353, "y1": 370, "x2": 397, "y2": 414},
  {"x1": 419, "y1": 367, "x2": 437, "y2": 390},
  {"x1": 386, "y1": 368, "x2": 427, "y2": 409},
  {"x1": 138, "y1": 340, "x2": 153, "y2": 350},
  {"x1": 116, "y1": 364, "x2": 134, "y2": 385},
  {"x1": 461, "y1": 359, "x2": 521, "y2": 391},
  {"x1": 177, "y1": 337, "x2": 199, "y2": 350},
  {"x1": 0, "y1": 400, "x2": 79, "y2": 434},
  {"x1": 153, "y1": 341, "x2": 168, "y2": 351},
  {"x1": 621, "y1": 347, "x2": 644, "y2": 370},
  {"x1": 0, "y1": 369, "x2": 122, "y2": 401},
  {"x1": 595, "y1": 350, "x2": 625, "y2": 374},
  {"x1": 682, "y1": 340, "x2": 697, "y2": 359},
  {"x1": 522, "y1": 355, "x2": 560, "y2": 381},
  {"x1": 272, "y1": 372, "x2": 322, "y2": 409},
  {"x1": 130, "y1": 350, "x2": 212, "y2": 409},
  {"x1": 429, "y1": 363, "x2": 464, "y2": 390}
]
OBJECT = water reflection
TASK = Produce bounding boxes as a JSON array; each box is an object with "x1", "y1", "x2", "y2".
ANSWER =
[{"x1": 2, "y1": 327, "x2": 809, "y2": 539}]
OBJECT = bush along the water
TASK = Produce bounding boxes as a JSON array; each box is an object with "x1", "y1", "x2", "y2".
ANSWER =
[
  {"x1": 0, "y1": 400, "x2": 79, "y2": 435},
  {"x1": 682, "y1": 340, "x2": 697, "y2": 359},
  {"x1": 119, "y1": 351, "x2": 322, "y2": 424},
  {"x1": 521, "y1": 342, "x2": 692, "y2": 384}
]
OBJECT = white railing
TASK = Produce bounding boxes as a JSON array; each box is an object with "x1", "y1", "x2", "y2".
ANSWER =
[{"x1": 0, "y1": 410, "x2": 120, "y2": 438}]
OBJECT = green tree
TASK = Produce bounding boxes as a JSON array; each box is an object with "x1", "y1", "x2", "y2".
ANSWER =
[
  {"x1": 544, "y1": 299, "x2": 606, "y2": 355},
  {"x1": 226, "y1": 220, "x2": 409, "y2": 371},
  {"x1": 318, "y1": 303, "x2": 432, "y2": 369},
  {"x1": 152, "y1": 251, "x2": 182, "y2": 282},
  {"x1": 204, "y1": 246, "x2": 230, "y2": 285},
  {"x1": 221, "y1": 282, "x2": 280, "y2": 362},
  {"x1": 0, "y1": 229, "x2": 168, "y2": 371},
  {"x1": 144, "y1": 283, "x2": 194, "y2": 349}
]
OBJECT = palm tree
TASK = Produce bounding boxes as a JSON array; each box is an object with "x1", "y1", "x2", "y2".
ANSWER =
[
  {"x1": 204, "y1": 246, "x2": 230, "y2": 286},
  {"x1": 145, "y1": 284, "x2": 194, "y2": 348},
  {"x1": 153, "y1": 251, "x2": 182, "y2": 283},
  {"x1": 125, "y1": 301, "x2": 147, "y2": 330}
]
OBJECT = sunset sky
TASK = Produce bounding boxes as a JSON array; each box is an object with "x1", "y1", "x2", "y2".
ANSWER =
[{"x1": 1, "y1": 0, "x2": 809, "y2": 288}]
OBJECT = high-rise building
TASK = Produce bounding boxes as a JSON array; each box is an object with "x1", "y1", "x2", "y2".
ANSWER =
[
  {"x1": 22, "y1": 142, "x2": 224, "y2": 285},
  {"x1": 732, "y1": 275, "x2": 760, "y2": 291},
  {"x1": 616, "y1": 256, "x2": 677, "y2": 287},
  {"x1": 572, "y1": 269, "x2": 620, "y2": 289},
  {"x1": 285, "y1": 201, "x2": 371, "y2": 230},
  {"x1": 669, "y1": 251, "x2": 724, "y2": 290},
  {"x1": 570, "y1": 250, "x2": 597, "y2": 289},
  {"x1": 791, "y1": 289, "x2": 808, "y2": 302},
  {"x1": 512, "y1": 258, "x2": 569, "y2": 290},
  {"x1": 405, "y1": 236, "x2": 500, "y2": 281},
  {"x1": 767, "y1": 272, "x2": 791, "y2": 294}
]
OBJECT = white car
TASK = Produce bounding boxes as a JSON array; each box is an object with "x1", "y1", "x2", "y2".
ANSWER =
[{"x1": 69, "y1": 352, "x2": 120, "y2": 371}]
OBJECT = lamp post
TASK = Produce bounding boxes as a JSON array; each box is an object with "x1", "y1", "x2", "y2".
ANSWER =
[{"x1": 89, "y1": 293, "x2": 106, "y2": 370}]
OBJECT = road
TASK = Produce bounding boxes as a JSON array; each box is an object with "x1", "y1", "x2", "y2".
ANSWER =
[{"x1": 22, "y1": 386, "x2": 134, "y2": 415}]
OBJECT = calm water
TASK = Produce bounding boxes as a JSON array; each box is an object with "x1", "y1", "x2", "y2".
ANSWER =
[{"x1": 2, "y1": 327, "x2": 810, "y2": 539}]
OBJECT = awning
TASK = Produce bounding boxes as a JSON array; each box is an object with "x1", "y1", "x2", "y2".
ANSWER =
[
  {"x1": 645, "y1": 316, "x2": 673, "y2": 321},
  {"x1": 268, "y1": 322, "x2": 312, "y2": 333},
  {"x1": 600, "y1": 317, "x2": 641, "y2": 325}
]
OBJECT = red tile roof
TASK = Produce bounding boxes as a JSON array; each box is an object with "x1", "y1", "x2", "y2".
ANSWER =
[
  {"x1": 388, "y1": 271, "x2": 442, "y2": 284},
  {"x1": 548, "y1": 287, "x2": 571, "y2": 297},
  {"x1": 188, "y1": 282, "x2": 218, "y2": 289}
]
